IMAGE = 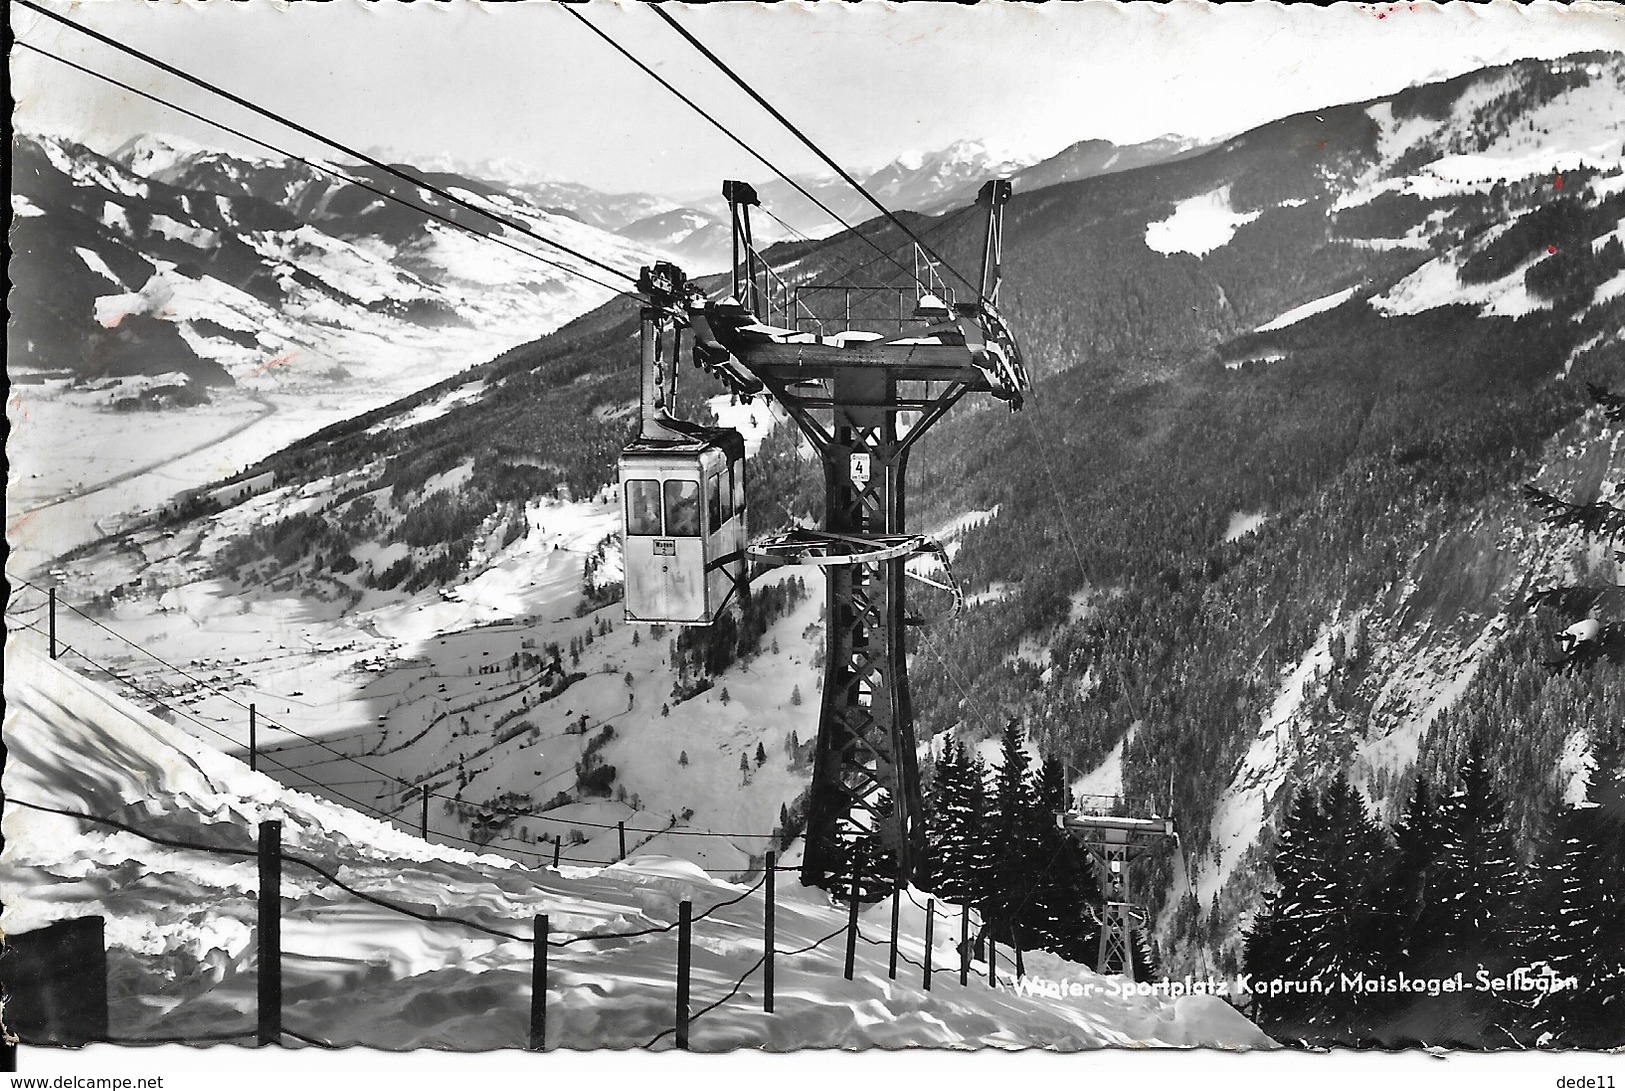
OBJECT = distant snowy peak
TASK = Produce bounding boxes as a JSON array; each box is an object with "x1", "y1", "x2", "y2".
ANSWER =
[
  {"x1": 10, "y1": 131, "x2": 664, "y2": 388},
  {"x1": 1011, "y1": 133, "x2": 1214, "y2": 193},
  {"x1": 863, "y1": 138, "x2": 1042, "y2": 210},
  {"x1": 388, "y1": 150, "x2": 682, "y2": 233},
  {"x1": 110, "y1": 132, "x2": 216, "y2": 179}
]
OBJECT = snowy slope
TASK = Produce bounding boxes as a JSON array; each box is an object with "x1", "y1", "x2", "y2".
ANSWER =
[
  {"x1": 8, "y1": 132, "x2": 665, "y2": 569},
  {"x1": 1, "y1": 649, "x2": 1270, "y2": 1051}
]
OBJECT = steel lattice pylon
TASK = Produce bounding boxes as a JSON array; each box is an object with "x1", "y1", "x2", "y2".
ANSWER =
[
  {"x1": 686, "y1": 179, "x2": 1027, "y2": 896},
  {"x1": 1058, "y1": 807, "x2": 1177, "y2": 977}
]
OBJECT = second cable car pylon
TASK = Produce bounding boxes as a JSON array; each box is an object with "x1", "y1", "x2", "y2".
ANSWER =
[{"x1": 622, "y1": 179, "x2": 1029, "y2": 898}]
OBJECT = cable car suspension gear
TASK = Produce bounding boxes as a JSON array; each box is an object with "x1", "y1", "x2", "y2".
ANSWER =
[
  {"x1": 747, "y1": 529, "x2": 965, "y2": 625},
  {"x1": 617, "y1": 178, "x2": 1029, "y2": 898}
]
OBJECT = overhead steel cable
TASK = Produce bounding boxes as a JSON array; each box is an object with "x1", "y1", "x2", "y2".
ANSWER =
[
  {"x1": 10, "y1": 617, "x2": 447, "y2": 840},
  {"x1": 650, "y1": 5, "x2": 981, "y2": 299},
  {"x1": 14, "y1": 41, "x2": 633, "y2": 297},
  {"x1": 14, "y1": 0, "x2": 641, "y2": 289},
  {"x1": 557, "y1": 3, "x2": 925, "y2": 292}
]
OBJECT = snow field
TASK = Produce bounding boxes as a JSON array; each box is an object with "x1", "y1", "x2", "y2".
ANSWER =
[
  {"x1": 1198, "y1": 625, "x2": 1337, "y2": 906},
  {"x1": 34, "y1": 478, "x2": 826, "y2": 876},
  {"x1": 1144, "y1": 186, "x2": 1262, "y2": 258},
  {"x1": 2, "y1": 649, "x2": 1271, "y2": 1050},
  {"x1": 1254, "y1": 287, "x2": 1360, "y2": 333},
  {"x1": 10, "y1": 133, "x2": 678, "y2": 571}
]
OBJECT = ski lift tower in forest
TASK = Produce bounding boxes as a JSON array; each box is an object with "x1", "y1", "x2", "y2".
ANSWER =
[
  {"x1": 617, "y1": 178, "x2": 1029, "y2": 899},
  {"x1": 1058, "y1": 796, "x2": 1178, "y2": 977}
]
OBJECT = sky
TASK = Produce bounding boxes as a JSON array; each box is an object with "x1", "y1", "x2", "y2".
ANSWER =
[{"x1": 10, "y1": 0, "x2": 1625, "y2": 201}]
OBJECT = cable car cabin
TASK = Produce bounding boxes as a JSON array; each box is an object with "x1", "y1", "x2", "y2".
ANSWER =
[{"x1": 618, "y1": 430, "x2": 746, "y2": 626}]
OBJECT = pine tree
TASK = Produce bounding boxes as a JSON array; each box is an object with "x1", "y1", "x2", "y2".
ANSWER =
[
  {"x1": 1019, "y1": 757, "x2": 1098, "y2": 963},
  {"x1": 790, "y1": 684, "x2": 803, "y2": 706},
  {"x1": 962, "y1": 752, "x2": 997, "y2": 910},
  {"x1": 755, "y1": 741, "x2": 767, "y2": 766},
  {"x1": 986, "y1": 720, "x2": 1044, "y2": 946},
  {"x1": 1425, "y1": 739, "x2": 1526, "y2": 966},
  {"x1": 1376, "y1": 775, "x2": 1444, "y2": 978},
  {"x1": 678, "y1": 749, "x2": 688, "y2": 767},
  {"x1": 929, "y1": 736, "x2": 994, "y2": 912},
  {"x1": 1532, "y1": 732, "x2": 1625, "y2": 1047},
  {"x1": 924, "y1": 735, "x2": 964, "y2": 898},
  {"x1": 1243, "y1": 776, "x2": 1390, "y2": 1040}
]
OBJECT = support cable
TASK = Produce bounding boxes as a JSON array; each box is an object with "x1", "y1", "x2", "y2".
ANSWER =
[
  {"x1": 14, "y1": 43, "x2": 634, "y2": 297},
  {"x1": 13, "y1": 577, "x2": 782, "y2": 840},
  {"x1": 558, "y1": 4, "x2": 923, "y2": 291},
  {"x1": 14, "y1": 2, "x2": 641, "y2": 288},
  {"x1": 650, "y1": 6, "x2": 980, "y2": 298}
]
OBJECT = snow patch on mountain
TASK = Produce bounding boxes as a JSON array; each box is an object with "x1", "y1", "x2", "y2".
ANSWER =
[
  {"x1": 1353, "y1": 616, "x2": 1507, "y2": 811},
  {"x1": 73, "y1": 246, "x2": 124, "y2": 287},
  {"x1": 1255, "y1": 286, "x2": 1361, "y2": 332},
  {"x1": 1372, "y1": 247, "x2": 1553, "y2": 319},
  {"x1": 1223, "y1": 510, "x2": 1269, "y2": 542},
  {"x1": 12, "y1": 193, "x2": 47, "y2": 218},
  {"x1": 1367, "y1": 102, "x2": 1440, "y2": 168},
  {"x1": 1145, "y1": 187, "x2": 1261, "y2": 258},
  {"x1": 367, "y1": 380, "x2": 489, "y2": 435},
  {"x1": 1071, "y1": 725, "x2": 1136, "y2": 802},
  {"x1": 1199, "y1": 626, "x2": 1336, "y2": 905}
]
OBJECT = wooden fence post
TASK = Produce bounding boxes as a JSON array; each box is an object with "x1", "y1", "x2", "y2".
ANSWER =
[
  {"x1": 676, "y1": 900, "x2": 692, "y2": 1050},
  {"x1": 923, "y1": 898, "x2": 935, "y2": 992},
  {"x1": 529, "y1": 914, "x2": 548, "y2": 1051},
  {"x1": 960, "y1": 905, "x2": 969, "y2": 986},
  {"x1": 843, "y1": 886, "x2": 860, "y2": 981},
  {"x1": 48, "y1": 587, "x2": 57, "y2": 660},
  {"x1": 420, "y1": 786, "x2": 429, "y2": 840},
  {"x1": 618, "y1": 820, "x2": 626, "y2": 862},
  {"x1": 989, "y1": 936, "x2": 998, "y2": 988},
  {"x1": 552, "y1": 837, "x2": 561, "y2": 869},
  {"x1": 1013, "y1": 924, "x2": 1025, "y2": 980},
  {"x1": 257, "y1": 820, "x2": 282, "y2": 1047},
  {"x1": 887, "y1": 888, "x2": 900, "y2": 980},
  {"x1": 764, "y1": 853, "x2": 776, "y2": 1014},
  {"x1": 249, "y1": 704, "x2": 257, "y2": 772}
]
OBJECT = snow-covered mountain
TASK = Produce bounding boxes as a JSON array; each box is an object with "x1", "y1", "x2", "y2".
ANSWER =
[
  {"x1": 1, "y1": 646, "x2": 1270, "y2": 1049},
  {"x1": 1011, "y1": 133, "x2": 1212, "y2": 194},
  {"x1": 380, "y1": 148, "x2": 683, "y2": 233},
  {"x1": 7, "y1": 131, "x2": 669, "y2": 569},
  {"x1": 13, "y1": 131, "x2": 661, "y2": 387},
  {"x1": 616, "y1": 206, "x2": 734, "y2": 272},
  {"x1": 860, "y1": 138, "x2": 1041, "y2": 214},
  {"x1": 13, "y1": 51, "x2": 1625, "y2": 1039}
]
